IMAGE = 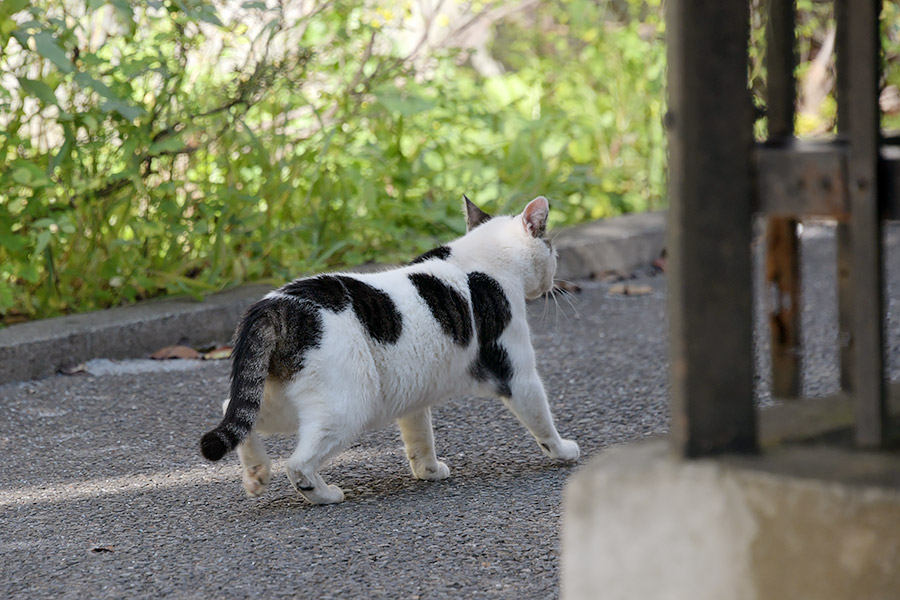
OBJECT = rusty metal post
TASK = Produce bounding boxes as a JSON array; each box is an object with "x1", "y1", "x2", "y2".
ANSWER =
[
  {"x1": 766, "y1": 219, "x2": 801, "y2": 397},
  {"x1": 667, "y1": 0, "x2": 757, "y2": 457}
]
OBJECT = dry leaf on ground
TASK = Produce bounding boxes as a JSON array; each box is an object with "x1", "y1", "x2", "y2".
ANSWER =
[
  {"x1": 151, "y1": 345, "x2": 201, "y2": 360},
  {"x1": 592, "y1": 269, "x2": 630, "y2": 283},
  {"x1": 608, "y1": 283, "x2": 653, "y2": 296},
  {"x1": 203, "y1": 346, "x2": 233, "y2": 360},
  {"x1": 554, "y1": 281, "x2": 582, "y2": 294}
]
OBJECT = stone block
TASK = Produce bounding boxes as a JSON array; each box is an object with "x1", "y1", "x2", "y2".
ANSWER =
[{"x1": 562, "y1": 440, "x2": 900, "y2": 600}]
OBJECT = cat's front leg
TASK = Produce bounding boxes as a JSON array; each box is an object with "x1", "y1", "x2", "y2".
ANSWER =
[
  {"x1": 397, "y1": 407, "x2": 450, "y2": 481},
  {"x1": 503, "y1": 374, "x2": 580, "y2": 462}
]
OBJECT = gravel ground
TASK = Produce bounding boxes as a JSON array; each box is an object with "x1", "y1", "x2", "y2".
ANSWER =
[{"x1": 1, "y1": 223, "x2": 898, "y2": 599}]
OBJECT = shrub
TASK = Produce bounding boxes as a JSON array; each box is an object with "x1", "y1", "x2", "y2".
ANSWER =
[{"x1": 0, "y1": 0, "x2": 666, "y2": 323}]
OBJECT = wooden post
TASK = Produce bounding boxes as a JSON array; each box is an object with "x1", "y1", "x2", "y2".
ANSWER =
[
  {"x1": 667, "y1": 0, "x2": 757, "y2": 456},
  {"x1": 835, "y1": 0, "x2": 887, "y2": 448}
]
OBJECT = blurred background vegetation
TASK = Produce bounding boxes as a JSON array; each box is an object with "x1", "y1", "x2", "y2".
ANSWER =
[
  {"x1": 1, "y1": 0, "x2": 667, "y2": 323},
  {"x1": 1, "y1": 0, "x2": 898, "y2": 323}
]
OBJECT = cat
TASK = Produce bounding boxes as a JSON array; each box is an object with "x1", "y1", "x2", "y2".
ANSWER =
[{"x1": 199, "y1": 195, "x2": 579, "y2": 504}]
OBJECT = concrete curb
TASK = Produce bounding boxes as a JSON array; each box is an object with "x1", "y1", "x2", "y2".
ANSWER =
[{"x1": 0, "y1": 211, "x2": 666, "y2": 384}]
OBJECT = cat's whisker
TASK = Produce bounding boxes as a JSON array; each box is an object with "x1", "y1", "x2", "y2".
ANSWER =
[
  {"x1": 553, "y1": 288, "x2": 563, "y2": 328},
  {"x1": 540, "y1": 290, "x2": 552, "y2": 323},
  {"x1": 549, "y1": 281, "x2": 581, "y2": 320},
  {"x1": 558, "y1": 289, "x2": 581, "y2": 318},
  {"x1": 553, "y1": 277, "x2": 580, "y2": 291},
  {"x1": 538, "y1": 286, "x2": 561, "y2": 325}
]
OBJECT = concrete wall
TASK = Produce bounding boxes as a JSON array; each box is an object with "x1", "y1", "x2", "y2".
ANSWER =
[{"x1": 562, "y1": 440, "x2": 900, "y2": 600}]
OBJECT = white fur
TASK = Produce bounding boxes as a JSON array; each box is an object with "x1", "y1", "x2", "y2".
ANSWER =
[{"x1": 225, "y1": 199, "x2": 579, "y2": 503}]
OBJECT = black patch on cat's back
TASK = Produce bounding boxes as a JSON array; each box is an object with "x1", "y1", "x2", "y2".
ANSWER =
[
  {"x1": 268, "y1": 298, "x2": 325, "y2": 379},
  {"x1": 410, "y1": 245, "x2": 451, "y2": 265},
  {"x1": 280, "y1": 274, "x2": 403, "y2": 345},
  {"x1": 281, "y1": 275, "x2": 350, "y2": 312},
  {"x1": 233, "y1": 297, "x2": 324, "y2": 381},
  {"x1": 335, "y1": 276, "x2": 403, "y2": 344},
  {"x1": 409, "y1": 273, "x2": 473, "y2": 346},
  {"x1": 467, "y1": 271, "x2": 513, "y2": 397}
]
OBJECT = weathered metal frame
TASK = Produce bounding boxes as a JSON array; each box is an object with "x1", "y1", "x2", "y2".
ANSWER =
[{"x1": 668, "y1": 0, "x2": 893, "y2": 456}]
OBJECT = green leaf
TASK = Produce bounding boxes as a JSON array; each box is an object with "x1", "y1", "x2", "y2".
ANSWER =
[
  {"x1": 17, "y1": 77, "x2": 58, "y2": 105},
  {"x1": 109, "y1": 0, "x2": 135, "y2": 27},
  {"x1": 0, "y1": 19, "x2": 17, "y2": 47},
  {"x1": 0, "y1": 280, "x2": 14, "y2": 313},
  {"x1": 74, "y1": 72, "x2": 145, "y2": 119},
  {"x1": 0, "y1": 231, "x2": 27, "y2": 253},
  {"x1": 101, "y1": 99, "x2": 145, "y2": 121},
  {"x1": 18, "y1": 263, "x2": 39, "y2": 285},
  {"x1": 35, "y1": 230, "x2": 52, "y2": 255},
  {"x1": 11, "y1": 167, "x2": 32, "y2": 186},
  {"x1": 33, "y1": 31, "x2": 74, "y2": 74},
  {"x1": 32, "y1": 218, "x2": 56, "y2": 229},
  {"x1": 0, "y1": 0, "x2": 28, "y2": 19},
  {"x1": 11, "y1": 160, "x2": 52, "y2": 188},
  {"x1": 196, "y1": 5, "x2": 223, "y2": 26},
  {"x1": 568, "y1": 137, "x2": 593, "y2": 164},
  {"x1": 50, "y1": 134, "x2": 72, "y2": 171},
  {"x1": 148, "y1": 135, "x2": 184, "y2": 155},
  {"x1": 376, "y1": 89, "x2": 434, "y2": 116},
  {"x1": 73, "y1": 72, "x2": 115, "y2": 101}
]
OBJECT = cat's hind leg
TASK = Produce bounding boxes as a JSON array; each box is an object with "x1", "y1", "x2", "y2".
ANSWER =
[
  {"x1": 237, "y1": 432, "x2": 271, "y2": 497},
  {"x1": 502, "y1": 374, "x2": 580, "y2": 462},
  {"x1": 220, "y1": 397, "x2": 272, "y2": 496},
  {"x1": 285, "y1": 417, "x2": 353, "y2": 505},
  {"x1": 397, "y1": 407, "x2": 450, "y2": 481}
]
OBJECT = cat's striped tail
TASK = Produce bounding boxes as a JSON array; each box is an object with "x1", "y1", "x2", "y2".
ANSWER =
[{"x1": 200, "y1": 300, "x2": 276, "y2": 461}]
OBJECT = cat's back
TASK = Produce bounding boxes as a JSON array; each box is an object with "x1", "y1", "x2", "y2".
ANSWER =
[
  {"x1": 340, "y1": 259, "x2": 481, "y2": 407},
  {"x1": 348, "y1": 258, "x2": 475, "y2": 350}
]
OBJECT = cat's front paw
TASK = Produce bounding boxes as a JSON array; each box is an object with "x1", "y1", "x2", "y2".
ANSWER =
[
  {"x1": 542, "y1": 439, "x2": 580, "y2": 462},
  {"x1": 411, "y1": 460, "x2": 451, "y2": 481},
  {"x1": 242, "y1": 463, "x2": 271, "y2": 497}
]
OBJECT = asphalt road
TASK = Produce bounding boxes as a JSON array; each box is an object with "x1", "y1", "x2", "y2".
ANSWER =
[{"x1": 1, "y1": 223, "x2": 898, "y2": 599}]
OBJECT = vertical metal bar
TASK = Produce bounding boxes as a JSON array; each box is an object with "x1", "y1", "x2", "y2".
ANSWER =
[
  {"x1": 765, "y1": 0, "x2": 801, "y2": 398},
  {"x1": 667, "y1": 0, "x2": 757, "y2": 457},
  {"x1": 835, "y1": 0, "x2": 887, "y2": 448}
]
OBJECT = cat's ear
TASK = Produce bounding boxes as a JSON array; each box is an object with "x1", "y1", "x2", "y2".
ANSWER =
[
  {"x1": 522, "y1": 196, "x2": 549, "y2": 238},
  {"x1": 464, "y1": 195, "x2": 492, "y2": 232}
]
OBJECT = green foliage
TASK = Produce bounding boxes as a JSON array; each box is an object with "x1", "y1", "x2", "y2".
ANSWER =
[
  {"x1": 0, "y1": 0, "x2": 666, "y2": 323},
  {"x1": 750, "y1": 1, "x2": 900, "y2": 137}
]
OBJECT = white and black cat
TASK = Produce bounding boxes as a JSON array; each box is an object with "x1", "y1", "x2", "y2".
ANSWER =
[{"x1": 200, "y1": 196, "x2": 579, "y2": 504}]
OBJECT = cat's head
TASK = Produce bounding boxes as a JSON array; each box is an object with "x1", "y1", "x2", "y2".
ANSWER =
[{"x1": 463, "y1": 196, "x2": 557, "y2": 300}]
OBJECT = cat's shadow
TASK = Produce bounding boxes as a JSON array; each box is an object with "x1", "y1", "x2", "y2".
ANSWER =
[{"x1": 250, "y1": 456, "x2": 576, "y2": 513}]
